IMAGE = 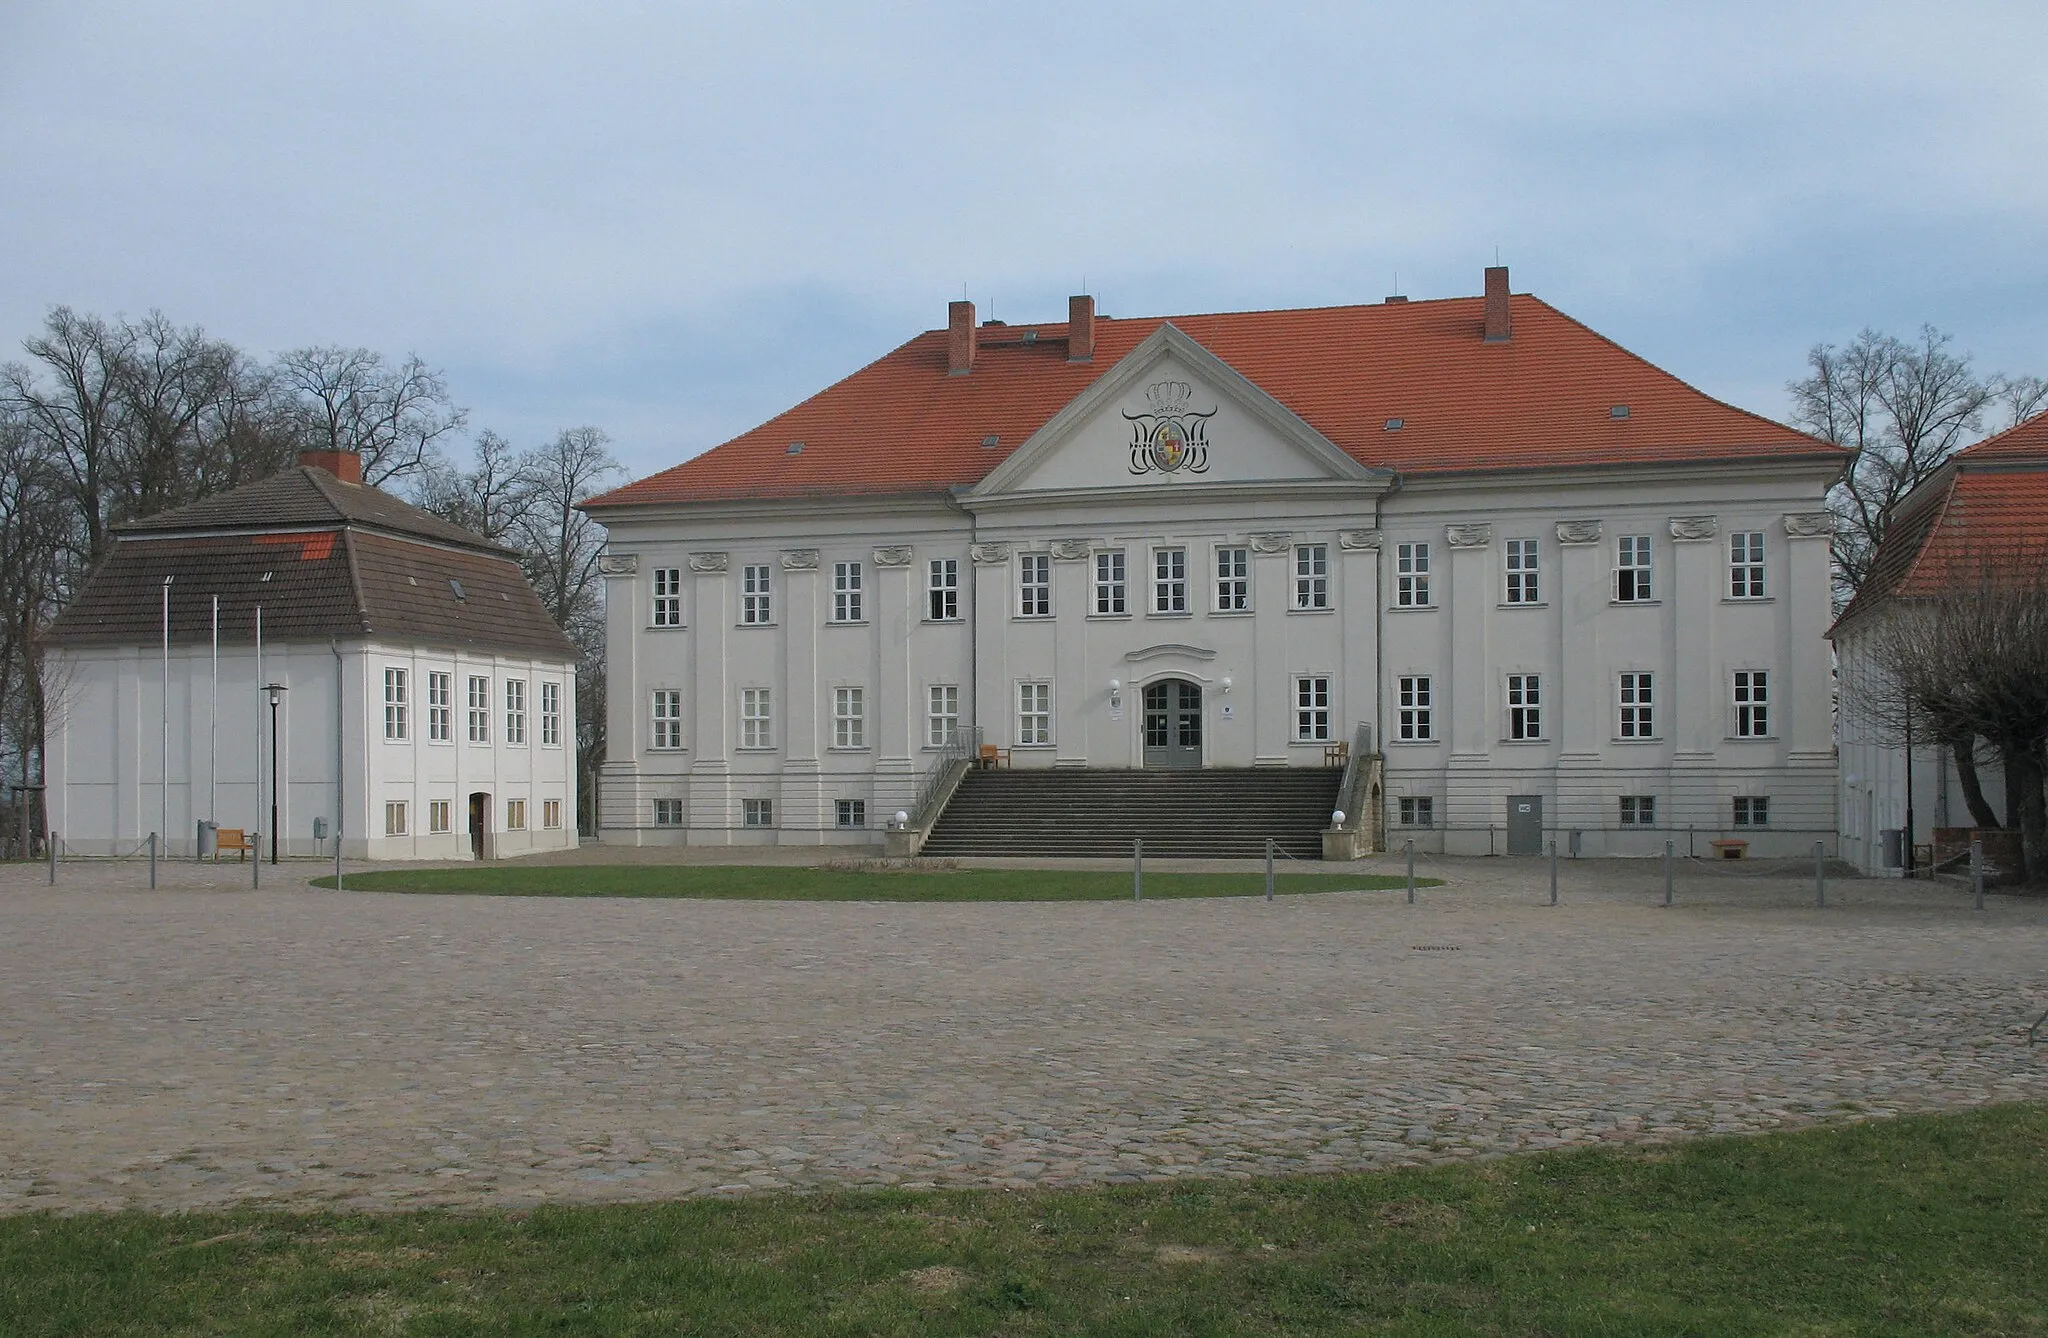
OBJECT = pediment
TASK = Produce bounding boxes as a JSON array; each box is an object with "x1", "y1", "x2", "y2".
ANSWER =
[{"x1": 967, "y1": 324, "x2": 1382, "y2": 498}]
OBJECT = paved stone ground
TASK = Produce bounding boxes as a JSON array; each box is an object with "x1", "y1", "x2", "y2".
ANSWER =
[{"x1": 2, "y1": 851, "x2": 2044, "y2": 1214}]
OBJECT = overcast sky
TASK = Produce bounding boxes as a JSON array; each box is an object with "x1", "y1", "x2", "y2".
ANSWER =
[{"x1": 3, "y1": 2, "x2": 2042, "y2": 483}]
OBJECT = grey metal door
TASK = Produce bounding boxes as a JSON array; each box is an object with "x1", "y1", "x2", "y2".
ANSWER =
[
  {"x1": 1142, "y1": 680, "x2": 1203, "y2": 768},
  {"x1": 1506, "y1": 794, "x2": 1542, "y2": 855}
]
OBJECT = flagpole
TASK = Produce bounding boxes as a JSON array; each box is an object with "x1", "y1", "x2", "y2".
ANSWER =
[
  {"x1": 210, "y1": 594, "x2": 219, "y2": 826},
  {"x1": 255, "y1": 604, "x2": 263, "y2": 839}
]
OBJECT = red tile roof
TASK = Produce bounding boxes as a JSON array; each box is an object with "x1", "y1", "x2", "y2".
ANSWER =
[
  {"x1": 586, "y1": 292, "x2": 1841, "y2": 509},
  {"x1": 1832, "y1": 456, "x2": 2048, "y2": 633},
  {"x1": 1957, "y1": 409, "x2": 2048, "y2": 460}
]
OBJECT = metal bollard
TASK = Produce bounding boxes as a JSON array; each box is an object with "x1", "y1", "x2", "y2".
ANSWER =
[
  {"x1": 48, "y1": 831, "x2": 57, "y2": 885},
  {"x1": 149, "y1": 831, "x2": 157, "y2": 889},
  {"x1": 253, "y1": 833, "x2": 261, "y2": 890},
  {"x1": 1549, "y1": 840, "x2": 1558, "y2": 906},
  {"x1": 1264, "y1": 838, "x2": 1275, "y2": 902},
  {"x1": 1663, "y1": 840, "x2": 1673, "y2": 907},
  {"x1": 1133, "y1": 837, "x2": 1143, "y2": 902},
  {"x1": 1406, "y1": 839, "x2": 1416, "y2": 904},
  {"x1": 1972, "y1": 839, "x2": 1984, "y2": 911},
  {"x1": 1814, "y1": 841, "x2": 1826, "y2": 908}
]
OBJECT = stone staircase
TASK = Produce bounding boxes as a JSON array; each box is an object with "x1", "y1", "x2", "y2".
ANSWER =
[{"x1": 920, "y1": 767, "x2": 1343, "y2": 859}]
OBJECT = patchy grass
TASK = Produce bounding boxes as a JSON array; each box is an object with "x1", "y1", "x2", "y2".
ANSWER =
[
  {"x1": 3, "y1": 1106, "x2": 2046, "y2": 1334},
  {"x1": 310, "y1": 864, "x2": 1429, "y2": 901}
]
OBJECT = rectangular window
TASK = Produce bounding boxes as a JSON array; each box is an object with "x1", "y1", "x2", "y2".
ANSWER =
[
  {"x1": 1620, "y1": 795, "x2": 1657, "y2": 827},
  {"x1": 506, "y1": 798, "x2": 526, "y2": 831},
  {"x1": 1730, "y1": 531, "x2": 1766, "y2": 598},
  {"x1": 928, "y1": 558, "x2": 959, "y2": 620},
  {"x1": 1294, "y1": 676, "x2": 1331, "y2": 741},
  {"x1": 1505, "y1": 538, "x2": 1540, "y2": 604},
  {"x1": 505, "y1": 679, "x2": 527, "y2": 745},
  {"x1": 1153, "y1": 547, "x2": 1187, "y2": 614},
  {"x1": 467, "y1": 675, "x2": 490, "y2": 743},
  {"x1": 927, "y1": 684, "x2": 959, "y2": 747},
  {"x1": 1018, "y1": 681, "x2": 1052, "y2": 745},
  {"x1": 1733, "y1": 795, "x2": 1771, "y2": 827},
  {"x1": 540, "y1": 681, "x2": 561, "y2": 746},
  {"x1": 542, "y1": 798, "x2": 562, "y2": 830},
  {"x1": 1617, "y1": 536, "x2": 1652, "y2": 602},
  {"x1": 651, "y1": 689, "x2": 684, "y2": 750},
  {"x1": 1214, "y1": 546, "x2": 1250, "y2": 611},
  {"x1": 835, "y1": 799, "x2": 866, "y2": 829},
  {"x1": 1018, "y1": 554, "x2": 1051, "y2": 617},
  {"x1": 1733, "y1": 670, "x2": 1770, "y2": 737},
  {"x1": 427, "y1": 671, "x2": 452, "y2": 742},
  {"x1": 428, "y1": 799, "x2": 451, "y2": 834},
  {"x1": 383, "y1": 667, "x2": 408, "y2": 740},
  {"x1": 741, "y1": 687, "x2": 773, "y2": 749},
  {"x1": 742, "y1": 798, "x2": 774, "y2": 828},
  {"x1": 833, "y1": 686, "x2": 865, "y2": 748},
  {"x1": 652, "y1": 566, "x2": 683, "y2": 626},
  {"x1": 1094, "y1": 549, "x2": 1127, "y2": 615},
  {"x1": 832, "y1": 561, "x2": 863, "y2": 622},
  {"x1": 1618, "y1": 672, "x2": 1655, "y2": 738},
  {"x1": 741, "y1": 563, "x2": 772, "y2": 624},
  {"x1": 1294, "y1": 544, "x2": 1329, "y2": 609},
  {"x1": 1398, "y1": 675, "x2": 1433, "y2": 741},
  {"x1": 1507, "y1": 673, "x2": 1542, "y2": 740},
  {"x1": 1397, "y1": 542, "x2": 1431, "y2": 607},
  {"x1": 1399, "y1": 796, "x2": 1435, "y2": 828},
  {"x1": 652, "y1": 798, "x2": 684, "y2": 827},
  {"x1": 384, "y1": 800, "x2": 407, "y2": 836}
]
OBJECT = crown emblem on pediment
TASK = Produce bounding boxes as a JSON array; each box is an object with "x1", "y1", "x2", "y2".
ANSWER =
[
  {"x1": 1123, "y1": 380, "x2": 1217, "y2": 476},
  {"x1": 1143, "y1": 380, "x2": 1195, "y2": 417}
]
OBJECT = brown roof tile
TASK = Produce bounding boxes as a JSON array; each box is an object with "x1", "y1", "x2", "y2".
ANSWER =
[{"x1": 116, "y1": 466, "x2": 512, "y2": 555}]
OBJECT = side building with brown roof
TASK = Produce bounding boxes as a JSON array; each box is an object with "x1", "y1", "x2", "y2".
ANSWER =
[{"x1": 44, "y1": 450, "x2": 580, "y2": 860}]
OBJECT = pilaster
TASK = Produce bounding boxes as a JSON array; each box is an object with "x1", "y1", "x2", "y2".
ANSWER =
[
  {"x1": 1252, "y1": 537, "x2": 1290, "y2": 764},
  {"x1": 1668, "y1": 515, "x2": 1720, "y2": 827},
  {"x1": 873, "y1": 546, "x2": 916, "y2": 783}
]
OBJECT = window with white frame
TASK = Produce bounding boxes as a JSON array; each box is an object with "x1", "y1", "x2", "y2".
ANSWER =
[
  {"x1": 542, "y1": 799, "x2": 562, "y2": 829},
  {"x1": 1215, "y1": 546, "x2": 1249, "y2": 611},
  {"x1": 1733, "y1": 670, "x2": 1770, "y2": 737},
  {"x1": 740, "y1": 563, "x2": 772, "y2": 624},
  {"x1": 928, "y1": 558, "x2": 959, "y2": 620},
  {"x1": 1507, "y1": 673, "x2": 1542, "y2": 740},
  {"x1": 506, "y1": 798, "x2": 526, "y2": 831},
  {"x1": 1730, "y1": 531, "x2": 1766, "y2": 598},
  {"x1": 1018, "y1": 682, "x2": 1051, "y2": 745},
  {"x1": 1396, "y1": 542, "x2": 1431, "y2": 606},
  {"x1": 927, "y1": 684, "x2": 959, "y2": 747},
  {"x1": 1618, "y1": 672, "x2": 1654, "y2": 738},
  {"x1": 835, "y1": 799, "x2": 866, "y2": 829},
  {"x1": 1294, "y1": 676, "x2": 1331, "y2": 741},
  {"x1": 540, "y1": 681, "x2": 561, "y2": 746},
  {"x1": 831, "y1": 560, "x2": 863, "y2": 622},
  {"x1": 1094, "y1": 550, "x2": 1126, "y2": 615},
  {"x1": 467, "y1": 675, "x2": 490, "y2": 742},
  {"x1": 1153, "y1": 547, "x2": 1187, "y2": 614},
  {"x1": 833, "y1": 686, "x2": 865, "y2": 748},
  {"x1": 651, "y1": 689, "x2": 683, "y2": 750},
  {"x1": 1620, "y1": 795, "x2": 1656, "y2": 826},
  {"x1": 1733, "y1": 795, "x2": 1770, "y2": 827},
  {"x1": 1617, "y1": 536, "x2": 1652, "y2": 602},
  {"x1": 1294, "y1": 544, "x2": 1329, "y2": 609},
  {"x1": 742, "y1": 798, "x2": 773, "y2": 828},
  {"x1": 1398, "y1": 675, "x2": 1433, "y2": 740},
  {"x1": 741, "y1": 687, "x2": 773, "y2": 749},
  {"x1": 1504, "y1": 538, "x2": 1539, "y2": 604},
  {"x1": 384, "y1": 800, "x2": 407, "y2": 836},
  {"x1": 1018, "y1": 554, "x2": 1051, "y2": 617},
  {"x1": 652, "y1": 566, "x2": 683, "y2": 626},
  {"x1": 505, "y1": 679, "x2": 527, "y2": 744},
  {"x1": 1399, "y1": 795, "x2": 1435, "y2": 827},
  {"x1": 428, "y1": 799, "x2": 451, "y2": 833},
  {"x1": 652, "y1": 798, "x2": 684, "y2": 827},
  {"x1": 427, "y1": 671, "x2": 451, "y2": 742},
  {"x1": 383, "y1": 667, "x2": 408, "y2": 740}
]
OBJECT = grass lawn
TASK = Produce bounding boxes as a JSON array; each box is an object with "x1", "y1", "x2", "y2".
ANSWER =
[
  {"x1": 3, "y1": 1106, "x2": 2045, "y2": 1335},
  {"x1": 310, "y1": 865, "x2": 1433, "y2": 901}
]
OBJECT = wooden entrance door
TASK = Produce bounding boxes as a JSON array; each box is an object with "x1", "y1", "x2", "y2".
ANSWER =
[{"x1": 468, "y1": 792, "x2": 489, "y2": 860}]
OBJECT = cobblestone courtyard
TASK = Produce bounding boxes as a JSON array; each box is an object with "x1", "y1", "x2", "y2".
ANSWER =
[{"x1": 3, "y1": 855, "x2": 2045, "y2": 1213}]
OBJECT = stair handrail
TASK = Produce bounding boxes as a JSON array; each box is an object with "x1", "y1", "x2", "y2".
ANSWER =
[
  {"x1": 1330, "y1": 722, "x2": 1374, "y2": 832},
  {"x1": 906, "y1": 724, "x2": 983, "y2": 830}
]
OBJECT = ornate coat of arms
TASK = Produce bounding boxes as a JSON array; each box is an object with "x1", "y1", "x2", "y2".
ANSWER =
[{"x1": 1124, "y1": 380, "x2": 1215, "y2": 475}]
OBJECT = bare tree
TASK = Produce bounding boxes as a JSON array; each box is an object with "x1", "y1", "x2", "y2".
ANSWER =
[
  {"x1": 274, "y1": 346, "x2": 467, "y2": 487},
  {"x1": 3, "y1": 308, "x2": 135, "y2": 565},
  {"x1": 415, "y1": 430, "x2": 532, "y2": 542}
]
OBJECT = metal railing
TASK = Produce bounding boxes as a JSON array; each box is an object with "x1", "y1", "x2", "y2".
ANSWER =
[{"x1": 905, "y1": 724, "x2": 983, "y2": 830}]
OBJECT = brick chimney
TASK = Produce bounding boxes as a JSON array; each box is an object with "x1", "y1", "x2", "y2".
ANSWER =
[
  {"x1": 1067, "y1": 294, "x2": 1095, "y2": 363},
  {"x1": 1483, "y1": 265, "x2": 1511, "y2": 343},
  {"x1": 298, "y1": 448, "x2": 363, "y2": 484},
  {"x1": 947, "y1": 300, "x2": 977, "y2": 375}
]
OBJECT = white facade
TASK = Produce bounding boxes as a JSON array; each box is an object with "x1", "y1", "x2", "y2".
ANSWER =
[
  {"x1": 596, "y1": 330, "x2": 1839, "y2": 856},
  {"x1": 46, "y1": 639, "x2": 577, "y2": 860}
]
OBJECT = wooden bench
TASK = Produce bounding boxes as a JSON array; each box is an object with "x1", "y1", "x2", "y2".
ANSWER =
[
  {"x1": 1323, "y1": 740, "x2": 1350, "y2": 768},
  {"x1": 214, "y1": 827, "x2": 255, "y2": 862},
  {"x1": 1709, "y1": 838, "x2": 1748, "y2": 860},
  {"x1": 977, "y1": 743, "x2": 1011, "y2": 771}
]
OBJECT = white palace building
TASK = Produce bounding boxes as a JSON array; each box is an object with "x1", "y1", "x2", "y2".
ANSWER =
[{"x1": 583, "y1": 269, "x2": 1845, "y2": 857}]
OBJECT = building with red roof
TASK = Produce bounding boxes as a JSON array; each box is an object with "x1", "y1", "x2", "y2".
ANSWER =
[{"x1": 585, "y1": 268, "x2": 1847, "y2": 856}]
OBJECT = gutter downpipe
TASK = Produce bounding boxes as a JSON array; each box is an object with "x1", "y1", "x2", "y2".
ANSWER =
[
  {"x1": 331, "y1": 638, "x2": 344, "y2": 892},
  {"x1": 946, "y1": 487, "x2": 978, "y2": 814}
]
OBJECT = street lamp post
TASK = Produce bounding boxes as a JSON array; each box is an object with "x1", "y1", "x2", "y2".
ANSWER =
[{"x1": 265, "y1": 683, "x2": 287, "y2": 865}]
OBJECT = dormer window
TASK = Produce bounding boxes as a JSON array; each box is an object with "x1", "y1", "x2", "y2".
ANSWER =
[{"x1": 449, "y1": 578, "x2": 466, "y2": 601}]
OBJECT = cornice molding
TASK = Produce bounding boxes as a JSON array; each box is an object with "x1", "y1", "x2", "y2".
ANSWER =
[{"x1": 1125, "y1": 642, "x2": 1218, "y2": 663}]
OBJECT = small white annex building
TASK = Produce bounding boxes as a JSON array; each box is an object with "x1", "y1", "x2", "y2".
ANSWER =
[
  {"x1": 584, "y1": 269, "x2": 1847, "y2": 857},
  {"x1": 44, "y1": 450, "x2": 579, "y2": 861}
]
